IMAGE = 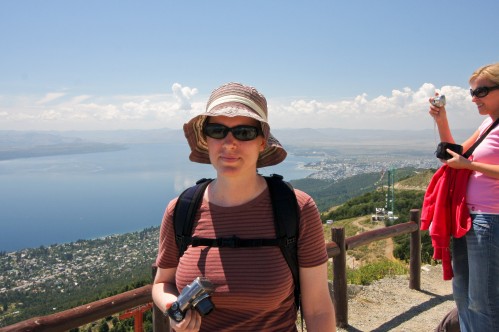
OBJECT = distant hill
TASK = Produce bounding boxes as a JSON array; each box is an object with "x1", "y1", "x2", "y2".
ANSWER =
[
  {"x1": 273, "y1": 127, "x2": 473, "y2": 153},
  {"x1": 291, "y1": 167, "x2": 432, "y2": 212},
  {"x1": 0, "y1": 127, "x2": 475, "y2": 161},
  {"x1": 395, "y1": 168, "x2": 436, "y2": 191},
  {"x1": 0, "y1": 131, "x2": 128, "y2": 161}
]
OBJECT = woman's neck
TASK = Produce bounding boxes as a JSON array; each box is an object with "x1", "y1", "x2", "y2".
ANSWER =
[{"x1": 206, "y1": 173, "x2": 266, "y2": 207}]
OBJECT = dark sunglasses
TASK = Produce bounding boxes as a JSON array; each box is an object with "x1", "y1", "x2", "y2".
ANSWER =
[
  {"x1": 469, "y1": 85, "x2": 499, "y2": 98},
  {"x1": 203, "y1": 123, "x2": 262, "y2": 141}
]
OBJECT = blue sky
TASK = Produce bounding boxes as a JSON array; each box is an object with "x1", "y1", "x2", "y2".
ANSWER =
[{"x1": 1, "y1": 1, "x2": 498, "y2": 132}]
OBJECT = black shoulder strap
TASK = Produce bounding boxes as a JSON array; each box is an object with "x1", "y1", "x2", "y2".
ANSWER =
[
  {"x1": 173, "y1": 178, "x2": 213, "y2": 258},
  {"x1": 463, "y1": 117, "x2": 499, "y2": 158},
  {"x1": 265, "y1": 174, "x2": 301, "y2": 310}
]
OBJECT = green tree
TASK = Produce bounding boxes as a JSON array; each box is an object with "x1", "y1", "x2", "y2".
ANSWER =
[{"x1": 99, "y1": 320, "x2": 109, "y2": 332}]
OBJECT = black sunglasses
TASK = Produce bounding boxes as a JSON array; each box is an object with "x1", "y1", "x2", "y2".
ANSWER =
[
  {"x1": 203, "y1": 123, "x2": 262, "y2": 141},
  {"x1": 469, "y1": 85, "x2": 499, "y2": 98}
]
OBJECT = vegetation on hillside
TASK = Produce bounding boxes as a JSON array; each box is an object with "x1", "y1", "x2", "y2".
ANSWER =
[
  {"x1": 321, "y1": 189, "x2": 425, "y2": 223},
  {"x1": 291, "y1": 167, "x2": 430, "y2": 211},
  {"x1": 347, "y1": 259, "x2": 408, "y2": 285},
  {"x1": 319, "y1": 168, "x2": 435, "y2": 281},
  {"x1": 0, "y1": 228, "x2": 157, "y2": 328}
]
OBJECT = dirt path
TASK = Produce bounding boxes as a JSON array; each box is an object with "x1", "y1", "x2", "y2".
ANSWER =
[
  {"x1": 332, "y1": 217, "x2": 453, "y2": 331},
  {"x1": 384, "y1": 238, "x2": 395, "y2": 261},
  {"x1": 336, "y1": 264, "x2": 455, "y2": 332},
  {"x1": 349, "y1": 217, "x2": 395, "y2": 264}
]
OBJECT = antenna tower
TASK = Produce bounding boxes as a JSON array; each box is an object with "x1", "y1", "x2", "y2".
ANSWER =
[{"x1": 386, "y1": 168, "x2": 395, "y2": 212}]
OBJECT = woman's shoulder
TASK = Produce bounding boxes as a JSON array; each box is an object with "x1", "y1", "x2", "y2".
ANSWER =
[
  {"x1": 165, "y1": 196, "x2": 180, "y2": 215},
  {"x1": 293, "y1": 187, "x2": 310, "y2": 198},
  {"x1": 292, "y1": 188, "x2": 316, "y2": 207},
  {"x1": 477, "y1": 116, "x2": 499, "y2": 137},
  {"x1": 480, "y1": 116, "x2": 494, "y2": 129}
]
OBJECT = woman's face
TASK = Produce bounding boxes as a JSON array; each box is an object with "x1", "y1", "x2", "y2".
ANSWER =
[
  {"x1": 470, "y1": 77, "x2": 499, "y2": 119},
  {"x1": 205, "y1": 115, "x2": 265, "y2": 178}
]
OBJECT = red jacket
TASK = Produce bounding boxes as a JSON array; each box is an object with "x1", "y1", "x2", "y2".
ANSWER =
[{"x1": 421, "y1": 165, "x2": 472, "y2": 280}]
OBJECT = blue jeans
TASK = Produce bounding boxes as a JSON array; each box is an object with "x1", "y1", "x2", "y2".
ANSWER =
[{"x1": 452, "y1": 213, "x2": 499, "y2": 332}]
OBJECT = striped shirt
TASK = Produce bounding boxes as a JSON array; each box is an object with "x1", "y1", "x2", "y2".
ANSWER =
[{"x1": 156, "y1": 187, "x2": 328, "y2": 331}]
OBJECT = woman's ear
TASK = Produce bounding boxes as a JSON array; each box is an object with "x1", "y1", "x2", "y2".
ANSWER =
[{"x1": 260, "y1": 139, "x2": 266, "y2": 152}]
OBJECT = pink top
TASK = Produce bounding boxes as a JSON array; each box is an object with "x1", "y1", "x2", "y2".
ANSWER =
[{"x1": 467, "y1": 117, "x2": 499, "y2": 214}]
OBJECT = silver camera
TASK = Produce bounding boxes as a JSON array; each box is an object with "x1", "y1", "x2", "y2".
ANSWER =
[
  {"x1": 431, "y1": 95, "x2": 446, "y2": 107},
  {"x1": 166, "y1": 277, "x2": 215, "y2": 322}
]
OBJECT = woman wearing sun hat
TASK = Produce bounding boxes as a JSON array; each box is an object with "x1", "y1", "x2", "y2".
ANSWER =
[{"x1": 152, "y1": 82, "x2": 336, "y2": 331}]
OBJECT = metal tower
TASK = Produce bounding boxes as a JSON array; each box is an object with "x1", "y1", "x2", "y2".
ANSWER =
[{"x1": 386, "y1": 168, "x2": 395, "y2": 213}]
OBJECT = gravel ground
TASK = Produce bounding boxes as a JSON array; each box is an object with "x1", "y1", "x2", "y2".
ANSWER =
[{"x1": 336, "y1": 264, "x2": 455, "y2": 332}]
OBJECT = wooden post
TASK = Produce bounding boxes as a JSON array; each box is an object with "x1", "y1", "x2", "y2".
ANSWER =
[
  {"x1": 331, "y1": 227, "x2": 348, "y2": 328},
  {"x1": 151, "y1": 264, "x2": 169, "y2": 332},
  {"x1": 409, "y1": 209, "x2": 421, "y2": 290}
]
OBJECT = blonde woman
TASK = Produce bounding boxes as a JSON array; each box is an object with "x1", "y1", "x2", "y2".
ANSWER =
[{"x1": 429, "y1": 63, "x2": 499, "y2": 332}]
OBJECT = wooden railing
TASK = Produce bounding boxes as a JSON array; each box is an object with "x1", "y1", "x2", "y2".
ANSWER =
[
  {"x1": 1, "y1": 209, "x2": 421, "y2": 331},
  {"x1": 329, "y1": 209, "x2": 421, "y2": 327},
  {"x1": 0, "y1": 285, "x2": 158, "y2": 332}
]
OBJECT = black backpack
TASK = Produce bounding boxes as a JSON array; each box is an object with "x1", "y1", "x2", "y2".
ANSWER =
[{"x1": 173, "y1": 174, "x2": 301, "y2": 309}]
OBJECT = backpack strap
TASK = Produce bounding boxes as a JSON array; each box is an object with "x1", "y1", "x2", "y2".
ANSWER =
[
  {"x1": 173, "y1": 178, "x2": 213, "y2": 259},
  {"x1": 264, "y1": 174, "x2": 301, "y2": 310}
]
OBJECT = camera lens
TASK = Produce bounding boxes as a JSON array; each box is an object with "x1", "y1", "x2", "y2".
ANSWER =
[{"x1": 167, "y1": 301, "x2": 186, "y2": 322}]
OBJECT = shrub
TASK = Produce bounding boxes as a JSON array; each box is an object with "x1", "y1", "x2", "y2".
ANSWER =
[{"x1": 346, "y1": 259, "x2": 408, "y2": 285}]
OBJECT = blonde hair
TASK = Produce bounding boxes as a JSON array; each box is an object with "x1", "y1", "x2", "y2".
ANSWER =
[{"x1": 469, "y1": 62, "x2": 499, "y2": 85}]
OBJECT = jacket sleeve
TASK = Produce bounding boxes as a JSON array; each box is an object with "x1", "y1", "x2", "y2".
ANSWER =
[
  {"x1": 428, "y1": 166, "x2": 451, "y2": 256},
  {"x1": 421, "y1": 166, "x2": 454, "y2": 280},
  {"x1": 421, "y1": 166, "x2": 447, "y2": 230}
]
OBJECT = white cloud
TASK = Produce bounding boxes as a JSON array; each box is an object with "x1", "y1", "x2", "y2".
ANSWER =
[
  {"x1": 172, "y1": 83, "x2": 198, "y2": 111},
  {"x1": 36, "y1": 92, "x2": 66, "y2": 105},
  {"x1": 0, "y1": 83, "x2": 483, "y2": 131},
  {"x1": 68, "y1": 95, "x2": 92, "y2": 104},
  {"x1": 39, "y1": 110, "x2": 59, "y2": 120},
  {"x1": 270, "y1": 83, "x2": 480, "y2": 130}
]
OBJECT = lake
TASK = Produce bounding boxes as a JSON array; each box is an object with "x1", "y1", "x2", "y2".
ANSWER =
[{"x1": 0, "y1": 142, "x2": 316, "y2": 252}]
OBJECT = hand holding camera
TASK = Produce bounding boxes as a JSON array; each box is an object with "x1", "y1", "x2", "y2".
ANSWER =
[
  {"x1": 428, "y1": 93, "x2": 448, "y2": 125},
  {"x1": 435, "y1": 142, "x2": 463, "y2": 160},
  {"x1": 166, "y1": 277, "x2": 215, "y2": 323},
  {"x1": 431, "y1": 95, "x2": 446, "y2": 108}
]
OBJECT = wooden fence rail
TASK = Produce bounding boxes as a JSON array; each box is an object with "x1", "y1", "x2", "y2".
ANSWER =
[
  {"x1": 1, "y1": 209, "x2": 421, "y2": 331},
  {"x1": 0, "y1": 285, "x2": 156, "y2": 332}
]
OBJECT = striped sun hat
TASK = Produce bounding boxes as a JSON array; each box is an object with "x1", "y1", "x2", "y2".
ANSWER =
[{"x1": 183, "y1": 82, "x2": 287, "y2": 168}]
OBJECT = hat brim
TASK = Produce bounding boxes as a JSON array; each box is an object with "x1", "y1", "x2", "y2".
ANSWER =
[{"x1": 183, "y1": 105, "x2": 287, "y2": 168}]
